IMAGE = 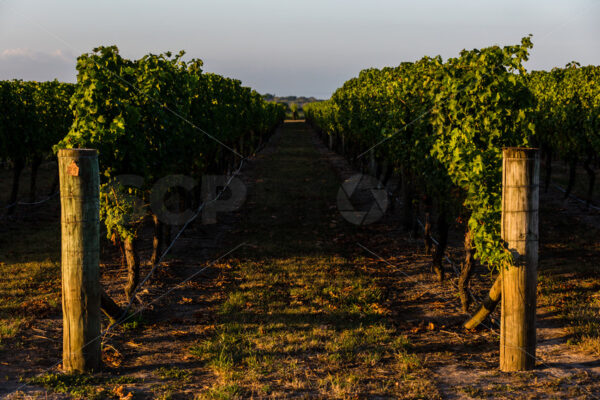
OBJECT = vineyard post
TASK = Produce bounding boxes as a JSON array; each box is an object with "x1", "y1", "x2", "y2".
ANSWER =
[
  {"x1": 58, "y1": 148, "x2": 101, "y2": 372},
  {"x1": 500, "y1": 147, "x2": 539, "y2": 371}
]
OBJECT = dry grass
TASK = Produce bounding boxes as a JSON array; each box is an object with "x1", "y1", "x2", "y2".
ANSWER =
[{"x1": 0, "y1": 162, "x2": 61, "y2": 351}]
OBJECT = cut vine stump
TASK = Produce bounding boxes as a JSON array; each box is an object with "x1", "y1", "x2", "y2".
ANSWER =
[
  {"x1": 500, "y1": 148, "x2": 539, "y2": 372},
  {"x1": 58, "y1": 148, "x2": 101, "y2": 372},
  {"x1": 463, "y1": 275, "x2": 501, "y2": 330}
]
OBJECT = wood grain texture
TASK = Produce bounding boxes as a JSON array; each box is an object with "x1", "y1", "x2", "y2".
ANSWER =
[
  {"x1": 500, "y1": 148, "x2": 539, "y2": 371},
  {"x1": 58, "y1": 148, "x2": 101, "y2": 372}
]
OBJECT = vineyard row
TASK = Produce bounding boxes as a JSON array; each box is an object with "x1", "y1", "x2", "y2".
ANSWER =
[
  {"x1": 304, "y1": 36, "x2": 599, "y2": 303},
  {"x1": 0, "y1": 45, "x2": 286, "y2": 310}
]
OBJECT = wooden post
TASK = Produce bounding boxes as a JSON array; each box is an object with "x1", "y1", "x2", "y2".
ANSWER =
[
  {"x1": 500, "y1": 147, "x2": 539, "y2": 371},
  {"x1": 58, "y1": 148, "x2": 101, "y2": 372}
]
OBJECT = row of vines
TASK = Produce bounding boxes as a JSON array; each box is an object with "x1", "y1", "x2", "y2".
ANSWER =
[
  {"x1": 530, "y1": 64, "x2": 600, "y2": 202},
  {"x1": 304, "y1": 36, "x2": 600, "y2": 312},
  {"x1": 0, "y1": 80, "x2": 74, "y2": 211},
  {"x1": 1, "y1": 46, "x2": 286, "y2": 312}
]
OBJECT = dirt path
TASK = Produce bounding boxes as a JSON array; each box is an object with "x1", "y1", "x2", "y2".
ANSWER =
[
  {"x1": 2, "y1": 121, "x2": 600, "y2": 399},
  {"x1": 190, "y1": 121, "x2": 439, "y2": 398}
]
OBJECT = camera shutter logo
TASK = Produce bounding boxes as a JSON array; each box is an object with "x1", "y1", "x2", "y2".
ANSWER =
[{"x1": 337, "y1": 174, "x2": 388, "y2": 225}]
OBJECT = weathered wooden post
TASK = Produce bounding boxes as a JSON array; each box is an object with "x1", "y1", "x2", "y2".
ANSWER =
[
  {"x1": 500, "y1": 147, "x2": 539, "y2": 371},
  {"x1": 58, "y1": 149, "x2": 101, "y2": 372}
]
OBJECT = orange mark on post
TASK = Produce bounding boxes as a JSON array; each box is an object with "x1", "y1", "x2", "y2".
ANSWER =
[{"x1": 67, "y1": 160, "x2": 79, "y2": 177}]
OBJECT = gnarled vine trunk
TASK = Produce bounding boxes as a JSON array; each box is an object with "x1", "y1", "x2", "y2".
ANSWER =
[
  {"x1": 423, "y1": 196, "x2": 433, "y2": 255},
  {"x1": 381, "y1": 163, "x2": 394, "y2": 187},
  {"x1": 544, "y1": 146, "x2": 552, "y2": 193},
  {"x1": 464, "y1": 275, "x2": 501, "y2": 330},
  {"x1": 49, "y1": 166, "x2": 60, "y2": 196},
  {"x1": 7, "y1": 158, "x2": 25, "y2": 215},
  {"x1": 150, "y1": 214, "x2": 163, "y2": 265},
  {"x1": 459, "y1": 230, "x2": 475, "y2": 312},
  {"x1": 29, "y1": 155, "x2": 42, "y2": 203},
  {"x1": 583, "y1": 152, "x2": 595, "y2": 207},
  {"x1": 431, "y1": 211, "x2": 448, "y2": 282},
  {"x1": 101, "y1": 289, "x2": 124, "y2": 325},
  {"x1": 389, "y1": 172, "x2": 401, "y2": 213},
  {"x1": 124, "y1": 238, "x2": 140, "y2": 302},
  {"x1": 401, "y1": 169, "x2": 414, "y2": 232},
  {"x1": 563, "y1": 158, "x2": 578, "y2": 200},
  {"x1": 164, "y1": 224, "x2": 172, "y2": 247}
]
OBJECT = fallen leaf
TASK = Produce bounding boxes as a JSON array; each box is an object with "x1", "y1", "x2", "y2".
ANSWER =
[{"x1": 113, "y1": 385, "x2": 133, "y2": 400}]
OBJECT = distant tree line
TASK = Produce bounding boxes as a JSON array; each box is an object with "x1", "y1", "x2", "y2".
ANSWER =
[{"x1": 262, "y1": 94, "x2": 324, "y2": 120}]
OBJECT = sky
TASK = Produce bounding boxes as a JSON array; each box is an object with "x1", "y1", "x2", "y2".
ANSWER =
[{"x1": 0, "y1": 0, "x2": 598, "y2": 98}]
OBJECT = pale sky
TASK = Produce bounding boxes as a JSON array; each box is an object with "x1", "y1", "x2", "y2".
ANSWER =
[{"x1": 0, "y1": 0, "x2": 598, "y2": 98}]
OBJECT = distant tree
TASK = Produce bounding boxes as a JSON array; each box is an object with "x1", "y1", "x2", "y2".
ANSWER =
[{"x1": 291, "y1": 103, "x2": 299, "y2": 119}]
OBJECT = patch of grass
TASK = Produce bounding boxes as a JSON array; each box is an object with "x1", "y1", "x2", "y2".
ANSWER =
[
  {"x1": 220, "y1": 292, "x2": 247, "y2": 314},
  {"x1": 153, "y1": 383, "x2": 178, "y2": 400},
  {"x1": 27, "y1": 373, "x2": 108, "y2": 399},
  {"x1": 326, "y1": 324, "x2": 398, "y2": 365},
  {"x1": 120, "y1": 314, "x2": 147, "y2": 331},
  {"x1": 157, "y1": 392, "x2": 174, "y2": 400},
  {"x1": 259, "y1": 383, "x2": 272, "y2": 394},
  {"x1": 395, "y1": 349, "x2": 422, "y2": 375},
  {"x1": 458, "y1": 385, "x2": 486, "y2": 398},
  {"x1": 26, "y1": 372, "x2": 140, "y2": 399},
  {"x1": 539, "y1": 273, "x2": 600, "y2": 355},
  {"x1": 197, "y1": 382, "x2": 242, "y2": 400},
  {"x1": 326, "y1": 329, "x2": 362, "y2": 363},
  {"x1": 319, "y1": 373, "x2": 359, "y2": 398},
  {"x1": 108, "y1": 375, "x2": 141, "y2": 385},
  {"x1": 190, "y1": 324, "x2": 265, "y2": 375},
  {"x1": 0, "y1": 318, "x2": 23, "y2": 347},
  {"x1": 0, "y1": 206, "x2": 61, "y2": 347},
  {"x1": 0, "y1": 257, "x2": 61, "y2": 344},
  {"x1": 155, "y1": 366, "x2": 192, "y2": 382}
]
